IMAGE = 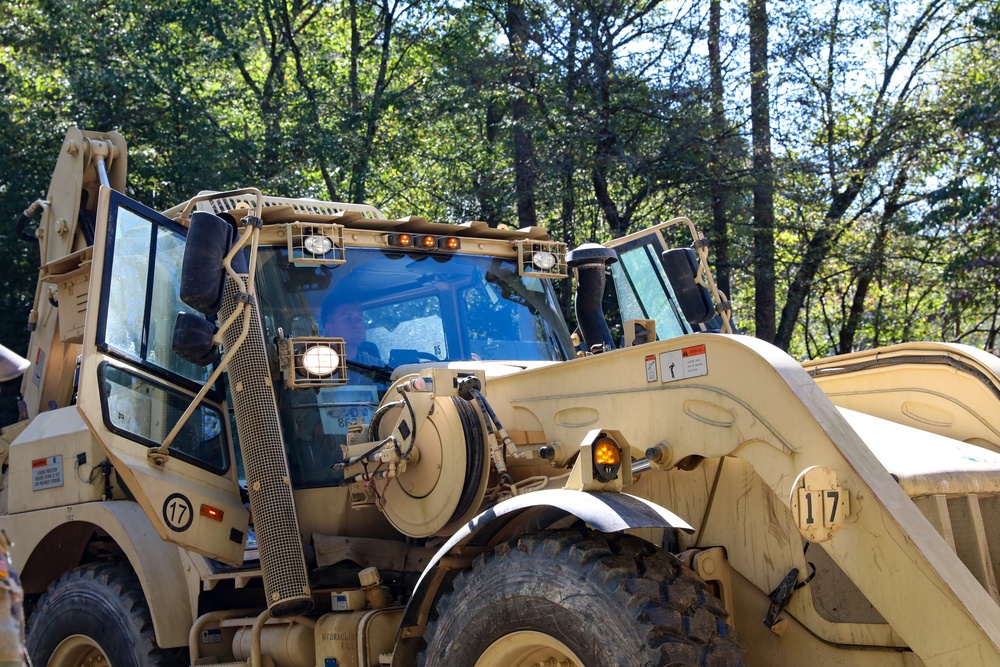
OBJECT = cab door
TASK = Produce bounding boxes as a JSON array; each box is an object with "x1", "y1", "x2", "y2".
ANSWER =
[{"x1": 76, "y1": 186, "x2": 248, "y2": 565}]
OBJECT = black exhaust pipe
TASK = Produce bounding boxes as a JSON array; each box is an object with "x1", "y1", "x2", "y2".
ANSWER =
[{"x1": 567, "y1": 243, "x2": 618, "y2": 353}]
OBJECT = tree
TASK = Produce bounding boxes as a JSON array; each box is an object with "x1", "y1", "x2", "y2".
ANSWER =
[
  {"x1": 748, "y1": 0, "x2": 775, "y2": 342},
  {"x1": 769, "y1": 0, "x2": 981, "y2": 353}
]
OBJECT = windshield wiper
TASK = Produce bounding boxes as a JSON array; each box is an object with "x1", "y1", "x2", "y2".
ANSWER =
[{"x1": 346, "y1": 360, "x2": 394, "y2": 381}]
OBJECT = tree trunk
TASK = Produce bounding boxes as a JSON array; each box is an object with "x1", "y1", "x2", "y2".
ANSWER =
[
  {"x1": 838, "y1": 210, "x2": 890, "y2": 354},
  {"x1": 588, "y1": 11, "x2": 628, "y2": 238},
  {"x1": 476, "y1": 100, "x2": 504, "y2": 227},
  {"x1": 708, "y1": 0, "x2": 731, "y2": 298},
  {"x1": 749, "y1": 0, "x2": 775, "y2": 343},
  {"x1": 349, "y1": 0, "x2": 394, "y2": 204},
  {"x1": 837, "y1": 168, "x2": 909, "y2": 353},
  {"x1": 507, "y1": 0, "x2": 538, "y2": 228},
  {"x1": 559, "y1": 11, "x2": 581, "y2": 318},
  {"x1": 775, "y1": 178, "x2": 863, "y2": 350}
]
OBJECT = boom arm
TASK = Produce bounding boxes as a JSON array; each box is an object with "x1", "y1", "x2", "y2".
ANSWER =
[{"x1": 19, "y1": 128, "x2": 127, "y2": 420}]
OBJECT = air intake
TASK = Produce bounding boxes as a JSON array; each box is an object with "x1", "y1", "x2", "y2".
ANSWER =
[{"x1": 219, "y1": 275, "x2": 313, "y2": 617}]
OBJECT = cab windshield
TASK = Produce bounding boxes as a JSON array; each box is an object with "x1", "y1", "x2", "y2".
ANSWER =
[{"x1": 254, "y1": 247, "x2": 572, "y2": 488}]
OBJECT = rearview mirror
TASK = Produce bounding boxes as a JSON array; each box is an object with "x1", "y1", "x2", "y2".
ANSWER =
[{"x1": 662, "y1": 248, "x2": 714, "y2": 326}]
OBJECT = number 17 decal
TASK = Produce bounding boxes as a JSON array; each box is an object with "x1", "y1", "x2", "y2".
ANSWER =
[
  {"x1": 163, "y1": 493, "x2": 194, "y2": 532},
  {"x1": 790, "y1": 466, "x2": 850, "y2": 543}
]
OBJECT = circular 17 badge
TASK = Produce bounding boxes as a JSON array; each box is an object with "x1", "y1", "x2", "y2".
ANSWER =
[{"x1": 162, "y1": 493, "x2": 194, "y2": 532}]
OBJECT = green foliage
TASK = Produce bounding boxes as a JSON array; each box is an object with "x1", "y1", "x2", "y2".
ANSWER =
[{"x1": 0, "y1": 0, "x2": 999, "y2": 426}]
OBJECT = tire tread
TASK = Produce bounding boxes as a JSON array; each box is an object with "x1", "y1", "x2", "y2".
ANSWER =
[
  {"x1": 27, "y1": 561, "x2": 185, "y2": 667},
  {"x1": 418, "y1": 528, "x2": 745, "y2": 667}
]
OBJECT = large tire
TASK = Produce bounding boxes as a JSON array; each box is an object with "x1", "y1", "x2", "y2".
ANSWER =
[
  {"x1": 418, "y1": 529, "x2": 745, "y2": 667},
  {"x1": 26, "y1": 562, "x2": 184, "y2": 667}
]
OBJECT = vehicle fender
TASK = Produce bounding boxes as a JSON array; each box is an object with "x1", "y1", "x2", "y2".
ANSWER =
[
  {"x1": 5, "y1": 500, "x2": 192, "y2": 648},
  {"x1": 391, "y1": 490, "x2": 692, "y2": 665}
]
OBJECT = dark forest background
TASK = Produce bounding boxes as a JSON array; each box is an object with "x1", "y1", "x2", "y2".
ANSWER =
[{"x1": 2, "y1": 0, "x2": 999, "y2": 394}]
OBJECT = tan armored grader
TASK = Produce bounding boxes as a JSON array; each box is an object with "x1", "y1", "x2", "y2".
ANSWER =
[{"x1": 3, "y1": 127, "x2": 1000, "y2": 667}]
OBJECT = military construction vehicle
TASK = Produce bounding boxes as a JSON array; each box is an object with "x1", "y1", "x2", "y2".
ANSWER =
[{"x1": 3, "y1": 127, "x2": 1000, "y2": 667}]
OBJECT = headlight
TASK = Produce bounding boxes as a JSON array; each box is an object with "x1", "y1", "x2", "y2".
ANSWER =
[
  {"x1": 300, "y1": 345, "x2": 340, "y2": 377},
  {"x1": 532, "y1": 251, "x2": 557, "y2": 271},
  {"x1": 303, "y1": 235, "x2": 334, "y2": 255}
]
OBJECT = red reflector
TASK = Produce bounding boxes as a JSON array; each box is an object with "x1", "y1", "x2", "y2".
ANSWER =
[{"x1": 200, "y1": 504, "x2": 224, "y2": 521}]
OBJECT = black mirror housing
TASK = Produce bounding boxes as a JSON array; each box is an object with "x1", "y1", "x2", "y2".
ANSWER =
[
  {"x1": 172, "y1": 312, "x2": 218, "y2": 366},
  {"x1": 180, "y1": 211, "x2": 233, "y2": 315},
  {"x1": 662, "y1": 248, "x2": 714, "y2": 326}
]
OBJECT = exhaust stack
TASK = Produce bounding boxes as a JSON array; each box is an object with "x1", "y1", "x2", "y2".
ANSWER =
[
  {"x1": 567, "y1": 243, "x2": 618, "y2": 353},
  {"x1": 219, "y1": 275, "x2": 314, "y2": 617}
]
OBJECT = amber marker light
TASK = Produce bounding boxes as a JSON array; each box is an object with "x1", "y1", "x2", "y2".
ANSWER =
[
  {"x1": 419, "y1": 234, "x2": 437, "y2": 248},
  {"x1": 593, "y1": 437, "x2": 622, "y2": 482},
  {"x1": 439, "y1": 236, "x2": 462, "y2": 250},
  {"x1": 200, "y1": 504, "x2": 224, "y2": 522},
  {"x1": 389, "y1": 233, "x2": 413, "y2": 247}
]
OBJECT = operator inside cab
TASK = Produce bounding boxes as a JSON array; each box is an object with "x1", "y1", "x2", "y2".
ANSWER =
[{"x1": 322, "y1": 301, "x2": 382, "y2": 367}]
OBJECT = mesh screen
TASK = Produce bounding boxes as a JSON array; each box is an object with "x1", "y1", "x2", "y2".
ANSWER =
[
  {"x1": 946, "y1": 495, "x2": 994, "y2": 596},
  {"x1": 221, "y1": 276, "x2": 312, "y2": 616},
  {"x1": 913, "y1": 493, "x2": 1000, "y2": 604},
  {"x1": 809, "y1": 543, "x2": 888, "y2": 625},
  {"x1": 981, "y1": 495, "x2": 1000, "y2": 601}
]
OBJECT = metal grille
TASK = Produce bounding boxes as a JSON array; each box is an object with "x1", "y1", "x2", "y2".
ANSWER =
[
  {"x1": 913, "y1": 493, "x2": 1000, "y2": 604},
  {"x1": 809, "y1": 543, "x2": 888, "y2": 625},
  {"x1": 279, "y1": 337, "x2": 347, "y2": 389},
  {"x1": 286, "y1": 222, "x2": 346, "y2": 266},
  {"x1": 220, "y1": 276, "x2": 313, "y2": 616},
  {"x1": 516, "y1": 239, "x2": 568, "y2": 279},
  {"x1": 201, "y1": 194, "x2": 384, "y2": 219}
]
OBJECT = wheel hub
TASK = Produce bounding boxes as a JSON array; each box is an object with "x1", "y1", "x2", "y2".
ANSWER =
[
  {"x1": 48, "y1": 635, "x2": 110, "y2": 667},
  {"x1": 474, "y1": 630, "x2": 584, "y2": 667}
]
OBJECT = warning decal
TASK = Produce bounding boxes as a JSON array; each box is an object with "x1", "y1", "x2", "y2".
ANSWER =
[
  {"x1": 645, "y1": 355, "x2": 658, "y2": 382},
  {"x1": 31, "y1": 455, "x2": 64, "y2": 491},
  {"x1": 659, "y1": 345, "x2": 709, "y2": 383}
]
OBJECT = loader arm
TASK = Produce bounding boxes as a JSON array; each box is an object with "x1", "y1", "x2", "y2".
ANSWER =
[{"x1": 483, "y1": 334, "x2": 1000, "y2": 665}]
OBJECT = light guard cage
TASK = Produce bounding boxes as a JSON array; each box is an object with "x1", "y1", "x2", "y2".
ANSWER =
[
  {"x1": 279, "y1": 337, "x2": 348, "y2": 389},
  {"x1": 516, "y1": 239, "x2": 569, "y2": 279},
  {"x1": 286, "y1": 222, "x2": 346, "y2": 267}
]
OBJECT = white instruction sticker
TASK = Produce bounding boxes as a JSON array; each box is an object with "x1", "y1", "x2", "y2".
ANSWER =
[
  {"x1": 201, "y1": 629, "x2": 223, "y2": 644},
  {"x1": 31, "y1": 455, "x2": 64, "y2": 491},
  {"x1": 659, "y1": 345, "x2": 708, "y2": 383},
  {"x1": 645, "y1": 355, "x2": 658, "y2": 382}
]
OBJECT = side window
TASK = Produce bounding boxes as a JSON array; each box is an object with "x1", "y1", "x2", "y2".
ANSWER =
[
  {"x1": 104, "y1": 208, "x2": 151, "y2": 358},
  {"x1": 99, "y1": 195, "x2": 213, "y2": 386},
  {"x1": 94, "y1": 192, "x2": 228, "y2": 474},
  {"x1": 461, "y1": 279, "x2": 550, "y2": 359},
  {"x1": 100, "y1": 363, "x2": 228, "y2": 473},
  {"x1": 611, "y1": 243, "x2": 690, "y2": 341}
]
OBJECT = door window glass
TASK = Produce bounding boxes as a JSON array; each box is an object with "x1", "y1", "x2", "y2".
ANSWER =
[
  {"x1": 100, "y1": 192, "x2": 213, "y2": 388},
  {"x1": 100, "y1": 363, "x2": 228, "y2": 473},
  {"x1": 612, "y1": 243, "x2": 689, "y2": 341}
]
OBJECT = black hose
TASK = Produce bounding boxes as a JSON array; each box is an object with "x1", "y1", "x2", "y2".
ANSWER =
[
  {"x1": 398, "y1": 391, "x2": 418, "y2": 456},
  {"x1": 368, "y1": 400, "x2": 405, "y2": 442},
  {"x1": 471, "y1": 387, "x2": 504, "y2": 432},
  {"x1": 15, "y1": 212, "x2": 37, "y2": 243}
]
